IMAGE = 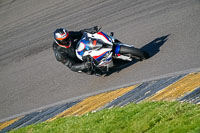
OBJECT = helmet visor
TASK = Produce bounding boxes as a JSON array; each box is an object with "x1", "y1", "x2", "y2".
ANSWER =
[
  {"x1": 60, "y1": 37, "x2": 70, "y2": 45},
  {"x1": 56, "y1": 38, "x2": 71, "y2": 48}
]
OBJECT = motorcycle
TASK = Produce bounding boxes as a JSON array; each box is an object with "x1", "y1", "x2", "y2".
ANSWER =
[{"x1": 75, "y1": 28, "x2": 149, "y2": 75}]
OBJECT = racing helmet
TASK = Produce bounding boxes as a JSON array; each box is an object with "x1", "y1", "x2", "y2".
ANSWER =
[{"x1": 54, "y1": 28, "x2": 71, "y2": 48}]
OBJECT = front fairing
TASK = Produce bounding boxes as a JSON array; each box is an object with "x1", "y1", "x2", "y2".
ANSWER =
[{"x1": 75, "y1": 32, "x2": 114, "y2": 67}]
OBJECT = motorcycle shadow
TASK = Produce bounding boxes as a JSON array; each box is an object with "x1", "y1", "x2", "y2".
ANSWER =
[{"x1": 104, "y1": 34, "x2": 170, "y2": 76}]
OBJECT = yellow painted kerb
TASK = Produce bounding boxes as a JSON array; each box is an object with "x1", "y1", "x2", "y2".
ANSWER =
[
  {"x1": 0, "y1": 117, "x2": 21, "y2": 130},
  {"x1": 146, "y1": 72, "x2": 200, "y2": 101},
  {"x1": 48, "y1": 84, "x2": 139, "y2": 121}
]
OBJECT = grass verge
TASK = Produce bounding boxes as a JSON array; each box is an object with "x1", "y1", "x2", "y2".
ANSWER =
[{"x1": 10, "y1": 101, "x2": 200, "y2": 133}]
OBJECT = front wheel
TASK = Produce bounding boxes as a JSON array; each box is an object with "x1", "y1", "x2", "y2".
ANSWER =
[{"x1": 119, "y1": 45, "x2": 149, "y2": 60}]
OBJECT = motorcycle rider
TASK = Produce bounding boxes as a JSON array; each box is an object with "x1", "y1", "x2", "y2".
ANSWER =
[{"x1": 53, "y1": 26, "x2": 99, "y2": 74}]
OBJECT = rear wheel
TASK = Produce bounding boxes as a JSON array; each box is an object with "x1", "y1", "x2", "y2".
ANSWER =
[{"x1": 119, "y1": 45, "x2": 149, "y2": 60}]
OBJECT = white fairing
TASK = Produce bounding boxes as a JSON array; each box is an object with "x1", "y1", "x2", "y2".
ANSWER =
[
  {"x1": 77, "y1": 42, "x2": 86, "y2": 52},
  {"x1": 76, "y1": 32, "x2": 113, "y2": 67},
  {"x1": 87, "y1": 32, "x2": 113, "y2": 45},
  {"x1": 75, "y1": 31, "x2": 135, "y2": 68}
]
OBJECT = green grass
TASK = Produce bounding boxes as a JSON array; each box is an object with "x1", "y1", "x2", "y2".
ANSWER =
[{"x1": 10, "y1": 101, "x2": 200, "y2": 133}]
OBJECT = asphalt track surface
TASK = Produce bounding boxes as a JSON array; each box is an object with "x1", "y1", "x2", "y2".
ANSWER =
[{"x1": 0, "y1": 0, "x2": 200, "y2": 120}]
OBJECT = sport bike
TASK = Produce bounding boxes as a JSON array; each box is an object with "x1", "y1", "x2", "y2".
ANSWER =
[{"x1": 76, "y1": 29, "x2": 149, "y2": 75}]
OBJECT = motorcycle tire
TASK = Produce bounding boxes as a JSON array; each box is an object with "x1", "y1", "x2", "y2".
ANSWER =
[{"x1": 119, "y1": 45, "x2": 149, "y2": 60}]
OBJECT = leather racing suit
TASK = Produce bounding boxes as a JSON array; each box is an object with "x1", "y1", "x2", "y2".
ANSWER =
[{"x1": 52, "y1": 26, "x2": 98, "y2": 73}]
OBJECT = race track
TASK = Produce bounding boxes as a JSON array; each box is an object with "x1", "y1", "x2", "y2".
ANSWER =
[{"x1": 0, "y1": 0, "x2": 200, "y2": 120}]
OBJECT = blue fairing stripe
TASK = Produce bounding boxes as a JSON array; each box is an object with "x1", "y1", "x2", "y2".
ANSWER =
[
  {"x1": 78, "y1": 51, "x2": 84, "y2": 56},
  {"x1": 95, "y1": 51, "x2": 109, "y2": 61},
  {"x1": 101, "y1": 32, "x2": 111, "y2": 42},
  {"x1": 98, "y1": 32, "x2": 112, "y2": 42}
]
